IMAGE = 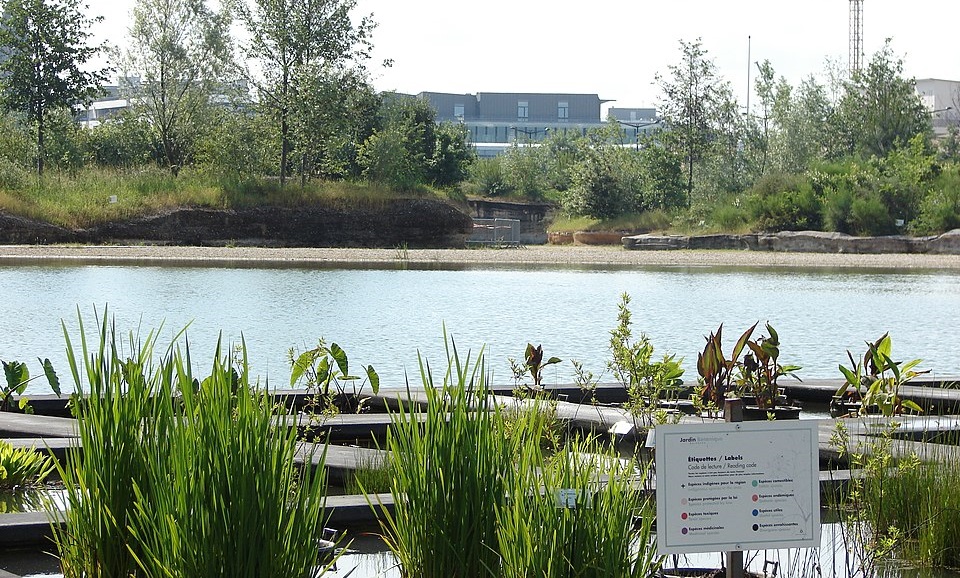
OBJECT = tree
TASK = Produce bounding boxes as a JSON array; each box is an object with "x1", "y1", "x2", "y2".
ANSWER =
[
  {"x1": 833, "y1": 41, "x2": 931, "y2": 159},
  {"x1": 124, "y1": 0, "x2": 232, "y2": 176},
  {"x1": 656, "y1": 39, "x2": 738, "y2": 206},
  {"x1": 0, "y1": 0, "x2": 108, "y2": 175},
  {"x1": 235, "y1": 0, "x2": 375, "y2": 186},
  {"x1": 292, "y1": 66, "x2": 380, "y2": 181}
]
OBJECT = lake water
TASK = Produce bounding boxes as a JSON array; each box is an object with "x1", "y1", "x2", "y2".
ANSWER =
[{"x1": 2, "y1": 261, "x2": 960, "y2": 395}]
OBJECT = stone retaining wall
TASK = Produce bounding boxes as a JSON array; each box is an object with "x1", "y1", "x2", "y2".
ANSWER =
[{"x1": 622, "y1": 229, "x2": 960, "y2": 254}]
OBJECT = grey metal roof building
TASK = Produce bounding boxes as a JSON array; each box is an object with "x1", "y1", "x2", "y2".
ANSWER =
[{"x1": 417, "y1": 91, "x2": 659, "y2": 156}]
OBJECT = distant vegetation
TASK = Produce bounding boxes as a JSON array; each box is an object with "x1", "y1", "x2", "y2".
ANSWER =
[{"x1": 0, "y1": 0, "x2": 957, "y2": 236}]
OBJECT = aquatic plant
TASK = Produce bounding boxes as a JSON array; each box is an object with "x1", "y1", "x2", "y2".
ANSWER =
[
  {"x1": 1, "y1": 357, "x2": 60, "y2": 413},
  {"x1": 497, "y1": 428, "x2": 661, "y2": 578},
  {"x1": 51, "y1": 311, "x2": 336, "y2": 578},
  {"x1": 0, "y1": 440, "x2": 54, "y2": 490},
  {"x1": 379, "y1": 338, "x2": 511, "y2": 578},
  {"x1": 738, "y1": 322, "x2": 801, "y2": 410},
  {"x1": 836, "y1": 333, "x2": 926, "y2": 416},
  {"x1": 608, "y1": 293, "x2": 684, "y2": 427}
]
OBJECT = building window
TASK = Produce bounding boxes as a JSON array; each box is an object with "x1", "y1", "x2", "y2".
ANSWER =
[
  {"x1": 558, "y1": 101, "x2": 568, "y2": 121},
  {"x1": 518, "y1": 101, "x2": 528, "y2": 121},
  {"x1": 454, "y1": 104, "x2": 464, "y2": 119}
]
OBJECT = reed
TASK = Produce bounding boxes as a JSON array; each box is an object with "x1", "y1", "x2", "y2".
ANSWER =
[
  {"x1": 379, "y1": 339, "x2": 512, "y2": 578},
  {"x1": 50, "y1": 312, "x2": 336, "y2": 577},
  {"x1": 497, "y1": 427, "x2": 661, "y2": 578},
  {"x1": 857, "y1": 432, "x2": 960, "y2": 568}
]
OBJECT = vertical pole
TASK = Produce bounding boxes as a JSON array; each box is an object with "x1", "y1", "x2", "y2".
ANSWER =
[
  {"x1": 724, "y1": 397, "x2": 744, "y2": 578},
  {"x1": 746, "y1": 35, "x2": 752, "y2": 116}
]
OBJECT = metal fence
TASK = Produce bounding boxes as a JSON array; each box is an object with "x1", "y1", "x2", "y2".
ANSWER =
[{"x1": 467, "y1": 218, "x2": 521, "y2": 246}]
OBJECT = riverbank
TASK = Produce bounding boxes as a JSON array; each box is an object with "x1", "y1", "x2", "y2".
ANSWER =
[{"x1": 4, "y1": 244, "x2": 960, "y2": 269}]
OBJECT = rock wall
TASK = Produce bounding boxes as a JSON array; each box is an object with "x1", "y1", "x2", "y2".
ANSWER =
[
  {"x1": 622, "y1": 229, "x2": 960, "y2": 254},
  {"x1": 0, "y1": 199, "x2": 474, "y2": 248}
]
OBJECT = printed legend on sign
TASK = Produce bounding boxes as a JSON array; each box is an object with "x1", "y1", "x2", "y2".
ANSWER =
[{"x1": 655, "y1": 421, "x2": 820, "y2": 555}]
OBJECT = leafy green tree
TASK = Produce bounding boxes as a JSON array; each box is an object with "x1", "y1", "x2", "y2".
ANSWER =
[
  {"x1": 235, "y1": 0, "x2": 375, "y2": 186},
  {"x1": 429, "y1": 121, "x2": 473, "y2": 188},
  {"x1": 832, "y1": 41, "x2": 931, "y2": 159},
  {"x1": 291, "y1": 66, "x2": 380, "y2": 181},
  {"x1": 0, "y1": 0, "x2": 108, "y2": 175},
  {"x1": 656, "y1": 38, "x2": 738, "y2": 206},
  {"x1": 635, "y1": 135, "x2": 686, "y2": 210},
  {"x1": 124, "y1": 0, "x2": 232, "y2": 176},
  {"x1": 769, "y1": 75, "x2": 832, "y2": 172},
  {"x1": 358, "y1": 126, "x2": 422, "y2": 191}
]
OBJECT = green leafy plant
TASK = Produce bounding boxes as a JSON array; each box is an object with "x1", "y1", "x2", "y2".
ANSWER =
[
  {"x1": 290, "y1": 339, "x2": 379, "y2": 418},
  {"x1": 608, "y1": 293, "x2": 684, "y2": 426},
  {"x1": 697, "y1": 322, "x2": 756, "y2": 409},
  {"x1": 510, "y1": 342, "x2": 562, "y2": 392},
  {"x1": 739, "y1": 322, "x2": 802, "y2": 409},
  {"x1": 836, "y1": 333, "x2": 926, "y2": 416},
  {"x1": 1, "y1": 358, "x2": 61, "y2": 413},
  {"x1": 0, "y1": 440, "x2": 54, "y2": 490}
]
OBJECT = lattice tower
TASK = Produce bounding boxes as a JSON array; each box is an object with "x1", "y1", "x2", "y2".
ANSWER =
[{"x1": 849, "y1": 0, "x2": 864, "y2": 74}]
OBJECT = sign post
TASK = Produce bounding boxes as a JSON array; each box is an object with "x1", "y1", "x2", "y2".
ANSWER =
[{"x1": 654, "y1": 417, "x2": 820, "y2": 568}]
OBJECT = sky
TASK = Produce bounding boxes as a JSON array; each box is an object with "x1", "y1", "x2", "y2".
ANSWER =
[{"x1": 85, "y1": 0, "x2": 959, "y2": 114}]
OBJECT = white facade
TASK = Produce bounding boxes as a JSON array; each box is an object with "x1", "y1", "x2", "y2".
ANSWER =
[{"x1": 915, "y1": 78, "x2": 960, "y2": 137}]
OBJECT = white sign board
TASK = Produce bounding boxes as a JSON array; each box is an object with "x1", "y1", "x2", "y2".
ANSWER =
[{"x1": 655, "y1": 421, "x2": 820, "y2": 555}]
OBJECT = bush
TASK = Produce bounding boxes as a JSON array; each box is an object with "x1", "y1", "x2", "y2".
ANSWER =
[
  {"x1": 822, "y1": 187, "x2": 855, "y2": 233},
  {"x1": 747, "y1": 172, "x2": 822, "y2": 232},
  {"x1": 85, "y1": 114, "x2": 159, "y2": 169},
  {"x1": 565, "y1": 149, "x2": 629, "y2": 220},
  {"x1": 912, "y1": 169, "x2": 960, "y2": 234},
  {"x1": 466, "y1": 156, "x2": 513, "y2": 197},
  {"x1": 851, "y1": 192, "x2": 896, "y2": 236},
  {"x1": 359, "y1": 127, "x2": 425, "y2": 191}
]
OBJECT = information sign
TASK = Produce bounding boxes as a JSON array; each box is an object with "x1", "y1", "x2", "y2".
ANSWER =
[{"x1": 655, "y1": 421, "x2": 820, "y2": 555}]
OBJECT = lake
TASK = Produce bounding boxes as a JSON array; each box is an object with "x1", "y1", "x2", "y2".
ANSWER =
[{"x1": 2, "y1": 261, "x2": 959, "y2": 395}]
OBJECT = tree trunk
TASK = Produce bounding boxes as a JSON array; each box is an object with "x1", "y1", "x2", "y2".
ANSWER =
[{"x1": 36, "y1": 107, "x2": 45, "y2": 176}]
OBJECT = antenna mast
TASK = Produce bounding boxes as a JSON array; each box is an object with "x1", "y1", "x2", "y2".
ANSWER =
[{"x1": 849, "y1": 0, "x2": 864, "y2": 74}]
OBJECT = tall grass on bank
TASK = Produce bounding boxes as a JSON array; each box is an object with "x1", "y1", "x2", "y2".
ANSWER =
[
  {"x1": 0, "y1": 166, "x2": 438, "y2": 229},
  {"x1": 380, "y1": 341, "x2": 513, "y2": 578},
  {"x1": 859, "y1": 432, "x2": 960, "y2": 568},
  {"x1": 51, "y1": 313, "x2": 335, "y2": 578}
]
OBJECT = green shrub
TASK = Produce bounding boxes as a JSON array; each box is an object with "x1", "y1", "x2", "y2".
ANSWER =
[
  {"x1": 747, "y1": 172, "x2": 822, "y2": 231},
  {"x1": 821, "y1": 187, "x2": 855, "y2": 234},
  {"x1": 85, "y1": 114, "x2": 159, "y2": 169},
  {"x1": 711, "y1": 201, "x2": 750, "y2": 231},
  {"x1": 912, "y1": 169, "x2": 960, "y2": 234},
  {"x1": 467, "y1": 156, "x2": 513, "y2": 197},
  {"x1": 851, "y1": 193, "x2": 896, "y2": 236}
]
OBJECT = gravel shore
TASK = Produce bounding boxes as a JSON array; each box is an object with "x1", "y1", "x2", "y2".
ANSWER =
[{"x1": 3, "y1": 244, "x2": 960, "y2": 269}]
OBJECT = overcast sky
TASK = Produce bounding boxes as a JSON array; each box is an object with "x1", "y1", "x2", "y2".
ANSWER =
[{"x1": 86, "y1": 0, "x2": 959, "y2": 113}]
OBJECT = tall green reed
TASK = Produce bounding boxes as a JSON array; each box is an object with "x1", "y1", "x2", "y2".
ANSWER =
[
  {"x1": 51, "y1": 312, "x2": 335, "y2": 578},
  {"x1": 53, "y1": 313, "x2": 170, "y2": 578},
  {"x1": 380, "y1": 337, "x2": 662, "y2": 578},
  {"x1": 497, "y1": 401, "x2": 661, "y2": 578},
  {"x1": 831, "y1": 419, "x2": 960, "y2": 572},
  {"x1": 380, "y1": 339, "x2": 512, "y2": 578}
]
